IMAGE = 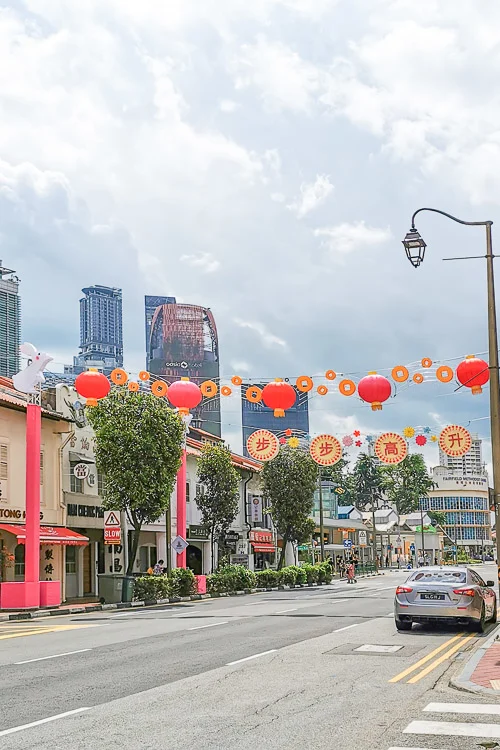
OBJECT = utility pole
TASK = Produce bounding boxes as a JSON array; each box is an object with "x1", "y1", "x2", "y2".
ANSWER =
[
  {"x1": 371, "y1": 488, "x2": 378, "y2": 572},
  {"x1": 318, "y1": 468, "x2": 325, "y2": 562}
]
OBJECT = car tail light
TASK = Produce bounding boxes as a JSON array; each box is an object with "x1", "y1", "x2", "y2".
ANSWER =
[
  {"x1": 453, "y1": 587, "x2": 476, "y2": 597},
  {"x1": 396, "y1": 586, "x2": 413, "y2": 594}
]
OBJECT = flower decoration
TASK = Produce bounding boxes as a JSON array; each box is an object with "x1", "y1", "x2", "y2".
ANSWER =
[
  {"x1": 285, "y1": 428, "x2": 292, "y2": 436},
  {"x1": 353, "y1": 430, "x2": 361, "y2": 437},
  {"x1": 415, "y1": 435, "x2": 427, "y2": 446},
  {"x1": 355, "y1": 440, "x2": 362, "y2": 447},
  {"x1": 288, "y1": 437, "x2": 300, "y2": 448},
  {"x1": 279, "y1": 437, "x2": 286, "y2": 445},
  {"x1": 342, "y1": 435, "x2": 353, "y2": 447},
  {"x1": 423, "y1": 426, "x2": 431, "y2": 434},
  {"x1": 430, "y1": 435, "x2": 438, "y2": 443},
  {"x1": 366, "y1": 435, "x2": 374, "y2": 444},
  {"x1": 403, "y1": 426, "x2": 415, "y2": 438}
]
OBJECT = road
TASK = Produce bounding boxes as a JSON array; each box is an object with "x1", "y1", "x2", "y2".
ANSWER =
[{"x1": 0, "y1": 566, "x2": 499, "y2": 749}]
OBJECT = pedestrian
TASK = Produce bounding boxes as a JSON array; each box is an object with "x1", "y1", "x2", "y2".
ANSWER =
[
  {"x1": 385, "y1": 554, "x2": 389, "y2": 568},
  {"x1": 434, "y1": 556, "x2": 438, "y2": 566},
  {"x1": 153, "y1": 559, "x2": 164, "y2": 575},
  {"x1": 346, "y1": 562, "x2": 357, "y2": 584}
]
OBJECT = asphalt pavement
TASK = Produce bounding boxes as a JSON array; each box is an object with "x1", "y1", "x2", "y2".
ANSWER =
[{"x1": 0, "y1": 565, "x2": 498, "y2": 749}]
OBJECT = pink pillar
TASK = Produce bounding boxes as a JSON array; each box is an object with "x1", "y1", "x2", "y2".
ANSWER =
[
  {"x1": 25, "y1": 403, "x2": 41, "y2": 585},
  {"x1": 176, "y1": 447, "x2": 187, "y2": 568}
]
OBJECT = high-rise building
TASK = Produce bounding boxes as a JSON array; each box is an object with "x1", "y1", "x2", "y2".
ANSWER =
[
  {"x1": 66, "y1": 286, "x2": 123, "y2": 375},
  {"x1": 0, "y1": 262, "x2": 21, "y2": 378},
  {"x1": 241, "y1": 383, "x2": 309, "y2": 458},
  {"x1": 144, "y1": 295, "x2": 176, "y2": 369},
  {"x1": 146, "y1": 299, "x2": 220, "y2": 436},
  {"x1": 439, "y1": 434, "x2": 484, "y2": 475}
]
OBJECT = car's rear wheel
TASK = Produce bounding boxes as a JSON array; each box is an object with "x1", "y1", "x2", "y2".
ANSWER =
[
  {"x1": 474, "y1": 604, "x2": 487, "y2": 633},
  {"x1": 395, "y1": 618, "x2": 412, "y2": 631}
]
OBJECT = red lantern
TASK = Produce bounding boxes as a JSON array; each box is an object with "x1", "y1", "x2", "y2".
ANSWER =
[
  {"x1": 456, "y1": 355, "x2": 489, "y2": 395},
  {"x1": 167, "y1": 378, "x2": 202, "y2": 414},
  {"x1": 262, "y1": 379, "x2": 296, "y2": 417},
  {"x1": 357, "y1": 371, "x2": 391, "y2": 411},
  {"x1": 74, "y1": 368, "x2": 110, "y2": 407}
]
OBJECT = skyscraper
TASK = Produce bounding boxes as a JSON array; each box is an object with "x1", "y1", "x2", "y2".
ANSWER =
[
  {"x1": 144, "y1": 295, "x2": 176, "y2": 370},
  {"x1": 241, "y1": 383, "x2": 309, "y2": 457},
  {"x1": 66, "y1": 286, "x2": 123, "y2": 375},
  {"x1": 0, "y1": 261, "x2": 21, "y2": 378},
  {"x1": 439, "y1": 434, "x2": 484, "y2": 475},
  {"x1": 146, "y1": 299, "x2": 221, "y2": 436}
]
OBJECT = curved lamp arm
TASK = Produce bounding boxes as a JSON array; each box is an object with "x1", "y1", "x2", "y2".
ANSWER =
[{"x1": 411, "y1": 207, "x2": 492, "y2": 229}]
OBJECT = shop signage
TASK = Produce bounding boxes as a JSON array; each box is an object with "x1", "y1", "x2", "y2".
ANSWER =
[
  {"x1": 249, "y1": 530, "x2": 272, "y2": 544},
  {"x1": 73, "y1": 463, "x2": 90, "y2": 480},
  {"x1": 67, "y1": 503, "x2": 104, "y2": 518},
  {"x1": 236, "y1": 540, "x2": 249, "y2": 555},
  {"x1": 188, "y1": 525, "x2": 209, "y2": 541},
  {"x1": 230, "y1": 554, "x2": 249, "y2": 567},
  {"x1": 104, "y1": 510, "x2": 121, "y2": 545},
  {"x1": 251, "y1": 495, "x2": 263, "y2": 524},
  {"x1": 225, "y1": 530, "x2": 240, "y2": 543},
  {"x1": 358, "y1": 530, "x2": 367, "y2": 547},
  {"x1": 0, "y1": 508, "x2": 43, "y2": 520}
]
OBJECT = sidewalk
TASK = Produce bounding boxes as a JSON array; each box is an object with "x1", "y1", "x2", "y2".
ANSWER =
[{"x1": 451, "y1": 624, "x2": 500, "y2": 695}]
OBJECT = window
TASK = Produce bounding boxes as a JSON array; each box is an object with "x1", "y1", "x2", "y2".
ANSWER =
[
  {"x1": 70, "y1": 463, "x2": 83, "y2": 493},
  {"x1": 40, "y1": 451, "x2": 44, "y2": 486},
  {"x1": 412, "y1": 570, "x2": 466, "y2": 583},
  {"x1": 138, "y1": 546, "x2": 157, "y2": 572},
  {"x1": 66, "y1": 546, "x2": 77, "y2": 574},
  {"x1": 97, "y1": 472, "x2": 105, "y2": 496},
  {"x1": 186, "y1": 482, "x2": 190, "y2": 503},
  {"x1": 0, "y1": 444, "x2": 8, "y2": 481},
  {"x1": 14, "y1": 544, "x2": 25, "y2": 577}
]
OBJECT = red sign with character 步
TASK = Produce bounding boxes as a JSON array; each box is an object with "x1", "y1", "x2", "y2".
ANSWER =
[{"x1": 246, "y1": 430, "x2": 280, "y2": 461}]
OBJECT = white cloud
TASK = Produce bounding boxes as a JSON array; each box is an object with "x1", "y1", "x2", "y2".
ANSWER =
[
  {"x1": 219, "y1": 99, "x2": 239, "y2": 113},
  {"x1": 180, "y1": 252, "x2": 220, "y2": 273},
  {"x1": 314, "y1": 221, "x2": 392, "y2": 255},
  {"x1": 233, "y1": 318, "x2": 287, "y2": 349},
  {"x1": 287, "y1": 174, "x2": 334, "y2": 218}
]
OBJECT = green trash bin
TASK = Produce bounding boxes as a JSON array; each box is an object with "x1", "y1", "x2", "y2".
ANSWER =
[
  {"x1": 121, "y1": 576, "x2": 134, "y2": 603},
  {"x1": 98, "y1": 575, "x2": 134, "y2": 604}
]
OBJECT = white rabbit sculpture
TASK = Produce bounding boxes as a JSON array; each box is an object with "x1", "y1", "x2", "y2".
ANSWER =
[{"x1": 12, "y1": 343, "x2": 53, "y2": 394}]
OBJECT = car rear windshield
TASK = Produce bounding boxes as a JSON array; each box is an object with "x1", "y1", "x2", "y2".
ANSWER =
[{"x1": 410, "y1": 571, "x2": 466, "y2": 584}]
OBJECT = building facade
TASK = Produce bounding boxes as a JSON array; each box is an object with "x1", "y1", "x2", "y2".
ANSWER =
[
  {"x1": 66, "y1": 285, "x2": 123, "y2": 375},
  {"x1": 439, "y1": 433, "x2": 484, "y2": 475},
  {"x1": 420, "y1": 466, "x2": 493, "y2": 551},
  {"x1": 146, "y1": 300, "x2": 221, "y2": 437},
  {"x1": 0, "y1": 262, "x2": 20, "y2": 378},
  {"x1": 144, "y1": 295, "x2": 176, "y2": 370},
  {"x1": 241, "y1": 383, "x2": 309, "y2": 457}
]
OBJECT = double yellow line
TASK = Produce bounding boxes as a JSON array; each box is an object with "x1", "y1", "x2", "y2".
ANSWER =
[{"x1": 389, "y1": 632, "x2": 475, "y2": 684}]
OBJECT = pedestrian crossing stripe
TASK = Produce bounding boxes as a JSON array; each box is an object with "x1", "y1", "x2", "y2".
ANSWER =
[{"x1": 404, "y1": 720, "x2": 500, "y2": 739}]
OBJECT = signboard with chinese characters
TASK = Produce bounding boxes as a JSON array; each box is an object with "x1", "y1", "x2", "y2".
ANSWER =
[
  {"x1": 230, "y1": 554, "x2": 249, "y2": 567},
  {"x1": 374, "y1": 432, "x2": 408, "y2": 465},
  {"x1": 251, "y1": 495, "x2": 263, "y2": 524},
  {"x1": 246, "y1": 430, "x2": 280, "y2": 461},
  {"x1": 249, "y1": 529, "x2": 273, "y2": 544},
  {"x1": 309, "y1": 434, "x2": 342, "y2": 466},
  {"x1": 438, "y1": 425, "x2": 472, "y2": 457},
  {"x1": 104, "y1": 510, "x2": 121, "y2": 545},
  {"x1": 188, "y1": 525, "x2": 209, "y2": 541},
  {"x1": 73, "y1": 463, "x2": 90, "y2": 480}
]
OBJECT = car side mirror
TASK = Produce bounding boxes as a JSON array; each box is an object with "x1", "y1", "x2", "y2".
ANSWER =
[{"x1": 486, "y1": 580, "x2": 495, "y2": 587}]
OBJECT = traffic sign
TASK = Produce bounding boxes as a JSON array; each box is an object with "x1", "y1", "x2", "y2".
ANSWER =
[
  {"x1": 343, "y1": 539, "x2": 353, "y2": 549},
  {"x1": 104, "y1": 510, "x2": 121, "y2": 545},
  {"x1": 172, "y1": 535, "x2": 188, "y2": 555},
  {"x1": 358, "y1": 530, "x2": 367, "y2": 548}
]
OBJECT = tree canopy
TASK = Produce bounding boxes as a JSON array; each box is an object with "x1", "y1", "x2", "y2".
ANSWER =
[
  {"x1": 381, "y1": 454, "x2": 435, "y2": 516},
  {"x1": 87, "y1": 389, "x2": 184, "y2": 575},
  {"x1": 352, "y1": 453, "x2": 385, "y2": 509},
  {"x1": 261, "y1": 446, "x2": 317, "y2": 569}
]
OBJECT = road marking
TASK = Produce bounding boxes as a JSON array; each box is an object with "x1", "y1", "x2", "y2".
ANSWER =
[
  {"x1": 389, "y1": 633, "x2": 465, "y2": 683},
  {"x1": 407, "y1": 635, "x2": 474, "y2": 684},
  {"x1": 404, "y1": 720, "x2": 500, "y2": 739},
  {"x1": 334, "y1": 623, "x2": 360, "y2": 632},
  {"x1": 0, "y1": 624, "x2": 98, "y2": 641},
  {"x1": 227, "y1": 649, "x2": 277, "y2": 666},
  {"x1": 15, "y1": 649, "x2": 91, "y2": 665},
  {"x1": 389, "y1": 747, "x2": 440, "y2": 749},
  {"x1": 0, "y1": 708, "x2": 91, "y2": 737},
  {"x1": 275, "y1": 608, "x2": 297, "y2": 613},
  {"x1": 188, "y1": 621, "x2": 228, "y2": 631},
  {"x1": 424, "y1": 702, "x2": 500, "y2": 715}
]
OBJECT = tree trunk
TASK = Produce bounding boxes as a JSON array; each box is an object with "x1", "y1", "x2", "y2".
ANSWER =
[
  {"x1": 210, "y1": 528, "x2": 215, "y2": 573},
  {"x1": 126, "y1": 521, "x2": 142, "y2": 576},
  {"x1": 277, "y1": 538, "x2": 287, "y2": 570}
]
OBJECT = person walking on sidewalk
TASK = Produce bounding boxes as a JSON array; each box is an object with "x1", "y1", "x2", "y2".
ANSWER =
[{"x1": 346, "y1": 562, "x2": 357, "y2": 584}]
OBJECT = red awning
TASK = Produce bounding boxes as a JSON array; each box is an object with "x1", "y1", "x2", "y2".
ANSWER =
[
  {"x1": 0, "y1": 524, "x2": 88, "y2": 546},
  {"x1": 250, "y1": 542, "x2": 275, "y2": 553}
]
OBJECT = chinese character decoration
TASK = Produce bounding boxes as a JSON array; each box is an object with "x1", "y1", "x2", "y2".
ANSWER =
[
  {"x1": 44, "y1": 563, "x2": 54, "y2": 575},
  {"x1": 246, "y1": 430, "x2": 280, "y2": 461},
  {"x1": 309, "y1": 434, "x2": 342, "y2": 466},
  {"x1": 80, "y1": 437, "x2": 90, "y2": 451},
  {"x1": 456, "y1": 355, "x2": 489, "y2": 395},
  {"x1": 438, "y1": 425, "x2": 472, "y2": 457},
  {"x1": 44, "y1": 548, "x2": 53, "y2": 560},
  {"x1": 357, "y1": 372, "x2": 392, "y2": 411},
  {"x1": 374, "y1": 432, "x2": 408, "y2": 465}
]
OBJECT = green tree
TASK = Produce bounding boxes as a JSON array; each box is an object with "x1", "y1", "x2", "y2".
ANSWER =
[
  {"x1": 321, "y1": 452, "x2": 354, "y2": 503},
  {"x1": 196, "y1": 443, "x2": 240, "y2": 571},
  {"x1": 87, "y1": 389, "x2": 184, "y2": 575},
  {"x1": 352, "y1": 453, "x2": 385, "y2": 509},
  {"x1": 427, "y1": 510, "x2": 447, "y2": 528},
  {"x1": 381, "y1": 454, "x2": 435, "y2": 517},
  {"x1": 261, "y1": 446, "x2": 317, "y2": 569}
]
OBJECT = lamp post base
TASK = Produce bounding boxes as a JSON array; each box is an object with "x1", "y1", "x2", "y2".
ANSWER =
[{"x1": 0, "y1": 581, "x2": 40, "y2": 609}]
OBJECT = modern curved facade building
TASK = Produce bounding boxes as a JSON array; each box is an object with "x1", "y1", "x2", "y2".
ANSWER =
[{"x1": 145, "y1": 298, "x2": 221, "y2": 436}]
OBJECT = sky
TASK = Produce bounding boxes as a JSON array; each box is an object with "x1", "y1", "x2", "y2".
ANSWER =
[{"x1": 1, "y1": 0, "x2": 499, "y2": 464}]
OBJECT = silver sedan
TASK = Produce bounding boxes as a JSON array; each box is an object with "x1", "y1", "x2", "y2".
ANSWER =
[{"x1": 394, "y1": 566, "x2": 497, "y2": 632}]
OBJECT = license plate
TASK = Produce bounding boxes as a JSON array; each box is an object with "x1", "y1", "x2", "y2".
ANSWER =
[{"x1": 420, "y1": 593, "x2": 445, "y2": 601}]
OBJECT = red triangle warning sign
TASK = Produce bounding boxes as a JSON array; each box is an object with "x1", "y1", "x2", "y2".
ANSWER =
[{"x1": 105, "y1": 511, "x2": 120, "y2": 526}]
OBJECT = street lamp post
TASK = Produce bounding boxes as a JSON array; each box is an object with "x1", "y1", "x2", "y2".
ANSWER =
[
  {"x1": 318, "y1": 469, "x2": 325, "y2": 562},
  {"x1": 402, "y1": 208, "x2": 500, "y2": 585}
]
